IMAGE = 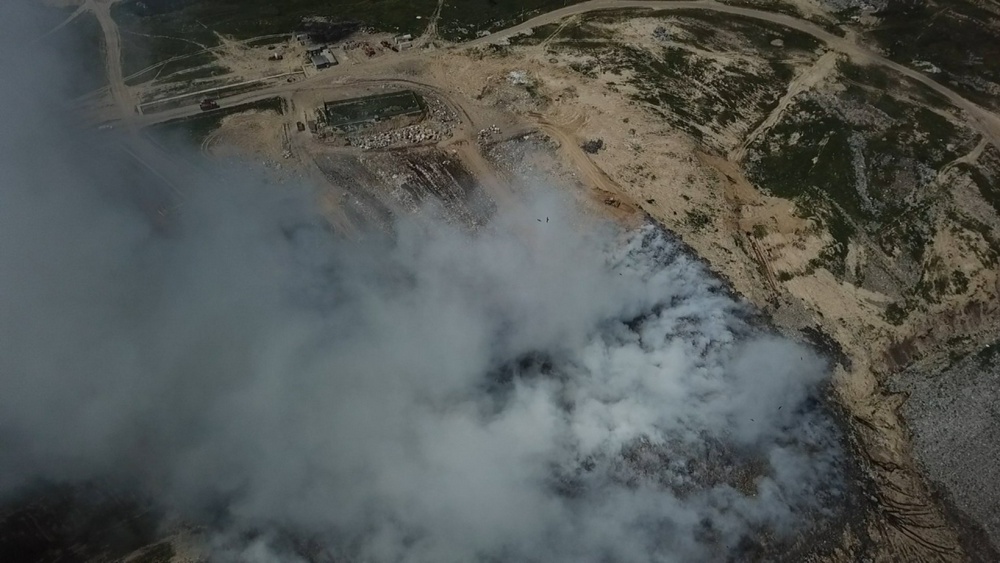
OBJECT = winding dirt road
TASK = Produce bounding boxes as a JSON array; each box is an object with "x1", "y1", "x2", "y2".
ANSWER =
[
  {"x1": 464, "y1": 0, "x2": 1000, "y2": 147},
  {"x1": 113, "y1": 0, "x2": 1000, "y2": 151},
  {"x1": 90, "y1": 0, "x2": 134, "y2": 121}
]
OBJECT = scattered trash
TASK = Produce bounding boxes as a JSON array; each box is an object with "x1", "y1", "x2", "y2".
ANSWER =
[
  {"x1": 477, "y1": 124, "x2": 501, "y2": 144},
  {"x1": 507, "y1": 70, "x2": 530, "y2": 86}
]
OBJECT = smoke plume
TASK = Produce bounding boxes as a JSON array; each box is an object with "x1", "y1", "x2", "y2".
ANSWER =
[{"x1": 0, "y1": 3, "x2": 843, "y2": 561}]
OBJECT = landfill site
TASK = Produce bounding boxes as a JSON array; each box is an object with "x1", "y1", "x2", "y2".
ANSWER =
[{"x1": 5, "y1": 0, "x2": 1000, "y2": 561}]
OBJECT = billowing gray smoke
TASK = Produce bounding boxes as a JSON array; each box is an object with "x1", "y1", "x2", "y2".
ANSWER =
[{"x1": 0, "y1": 3, "x2": 842, "y2": 562}]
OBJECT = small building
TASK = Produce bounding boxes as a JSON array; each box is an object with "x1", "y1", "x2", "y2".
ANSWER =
[
  {"x1": 395, "y1": 34, "x2": 413, "y2": 44},
  {"x1": 311, "y1": 53, "x2": 332, "y2": 69},
  {"x1": 310, "y1": 49, "x2": 338, "y2": 69}
]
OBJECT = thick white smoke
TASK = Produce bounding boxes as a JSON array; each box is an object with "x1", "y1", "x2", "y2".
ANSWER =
[{"x1": 0, "y1": 3, "x2": 843, "y2": 561}]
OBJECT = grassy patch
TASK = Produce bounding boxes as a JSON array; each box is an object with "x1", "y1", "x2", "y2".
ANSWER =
[
  {"x1": 746, "y1": 98, "x2": 857, "y2": 207},
  {"x1": 439, "y1": 0, "x2": 590, "y2": 41},
  {"x1": 116, "y1": 0, "x2": 436, "y2": 38},
  {"x1": 975, "y1": 341, "x2": 1000, "y2": 368},
  {"x1": 716, "y1": 0, "x2": 802, "y2": 18},
  {"x1": 159, "y1": 63, "x2": 230, "y2": 83},
  {"x1": 747, "y1": 71, "x2": 976, "y2": 222},
  {"x1": 246, "y1": 35, "x2": 289, "y2": 47},
  {"x1": 508, "y1": 22, "x2": 561, "y2": 45},
  {"x1": 538, "y1": 10, "x2": 824, "y2": 150},
  {"x1": 126, "y1": 51, "x2": 219, "y2": 85},
  {"x1": 744, "y1": 66, "x2": 977, "y2": 278},
  {"x1": 117, "y1": 26, "x2": 214, "y2": 79},
  {"x1": 594, "y1": 43, "x2": 796, "y2": 149},
  {"x1": 884, "y1": 302, "x2": 909, "y2": 325},
  {"x1": 946, "y1": 210, "x2": 1000, "y2": 266},
  {"x1": 866, "y1": 0, "x2": 1000, "y2": 111},
  {"x1": 114, "y1": 0, "x2": 437, "y2": 75},
  {"x1": 685, "y1": 209, "x2": 712, "y2": 230},
  {"x1": 647, "y1": 9, "x2": 823, "y2": 53},
  {"x1": 959, "y1": 145, "x2": 1000, "y2": 215}
]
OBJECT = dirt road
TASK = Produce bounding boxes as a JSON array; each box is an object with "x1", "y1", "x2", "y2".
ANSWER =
[
  {"x1": 731, "y1": 50, "x2": 839, "y2": 162},
  {"x1": 462, "y1": 0, "x2": 1000, "y2": 148},
  {"x1": 116, "y1": 0, "x2": 1000, "y2": 151},
  {"x1": 90, "y1": 0, "x2": 134, "y2": 121}
]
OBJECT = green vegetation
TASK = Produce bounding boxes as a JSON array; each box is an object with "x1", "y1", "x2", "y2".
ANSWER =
[
  {"x1": 805, "y1": 210, "x2": 855, "y2": 277},
  {"x1": 323, "y1": 90, "x2": 425, "y2": 130},
  {"x1": 951, "y1": 270, "x2": 969, "y2": 294},
  {"x1": 884, "y1": 302, "x2": 909, "y2": 325},
  {"x1": 507, "y1": 22, "x2": 561, "y2": 45},
  {"x1": 745, "y1": 98, "x2": 857, "y2": 208},
  {"x1": 958, "y1": 145, "x2": 1000, "y2": 215},
  {"x1": 646, "y1": 9, "x2": 823, "y2": 53},
  {"x1": 743, "y1": 60, "x2": 979, "y2": 278},
  {"x1": 113, "y1": 0, "x2": 437, "y2": 76},
  {"x1": 125, "y1": 51, "x2": 218, "y2": 86},
  {"x1": 588, "y1": 43, "x2": 797, "y2": 149},
  {"x1": 147, "y1": 96, "x2": 285, "y2": 145},
  {"x1": 439, "y1": 0, "x2": 590, "y2": 41},
  {"x1": 946, "y1": 210, "x2": 1000, "y2": 266},
  {"x1": 159, "y1": 63, "x2": 230, "y2": 83},
  {"x1": 866, "y1": 0, "x2": 1000, "y2": 111},
  {"x1": 117, "y1": 27, "x2": 215, "y2": 79},
  {"x1": 716, "y1": 0, "x2": 802, "y2": 18},
  {"x1": 747, "y1": 80, "x2": 975, "y2": 220},
  {"x1": 540, "y1": 11, "x2": 823, "y2": 150},
  {"x1": 116, "y1": 0, "x2": 436, "y2": 38},
  {"x1": 975, "y1": 341, "x2": 1000, "y2": 368},
  {"x1": 685, "y1": 209, "x2": 712, "y2": 230}
]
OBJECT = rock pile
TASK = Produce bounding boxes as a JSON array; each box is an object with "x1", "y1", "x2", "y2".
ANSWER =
[
  {"x1": 349, "y1": 125, "x2": 442, "y2": 150},
  {"x1": 426, "y1": 96, "x2": 460, "y2": 126},
  {"x1": 477, "y1": 124, "x2": 501, "y2": 144}
]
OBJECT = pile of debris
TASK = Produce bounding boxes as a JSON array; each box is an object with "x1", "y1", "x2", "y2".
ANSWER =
[
  {"x1": 343, "y1": 40, "x2": 378, "y2": 56},
  {"x1": 426, "y1": 96, "x2": 460, "y2": 126},
  {"x1": 507, "y1": 70, "x2": 531, "y2": 86},
  {"x1": 477, "y1": 124, "x2": 501, "y2": 144},
  {"x1": 348, "y1": 125, "x2": 442, "y2": 150}
]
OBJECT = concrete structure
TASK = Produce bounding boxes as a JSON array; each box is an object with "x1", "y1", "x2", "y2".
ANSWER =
[{"x1": 310, "y1": 49, "x2": 337, "y2": 70}]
